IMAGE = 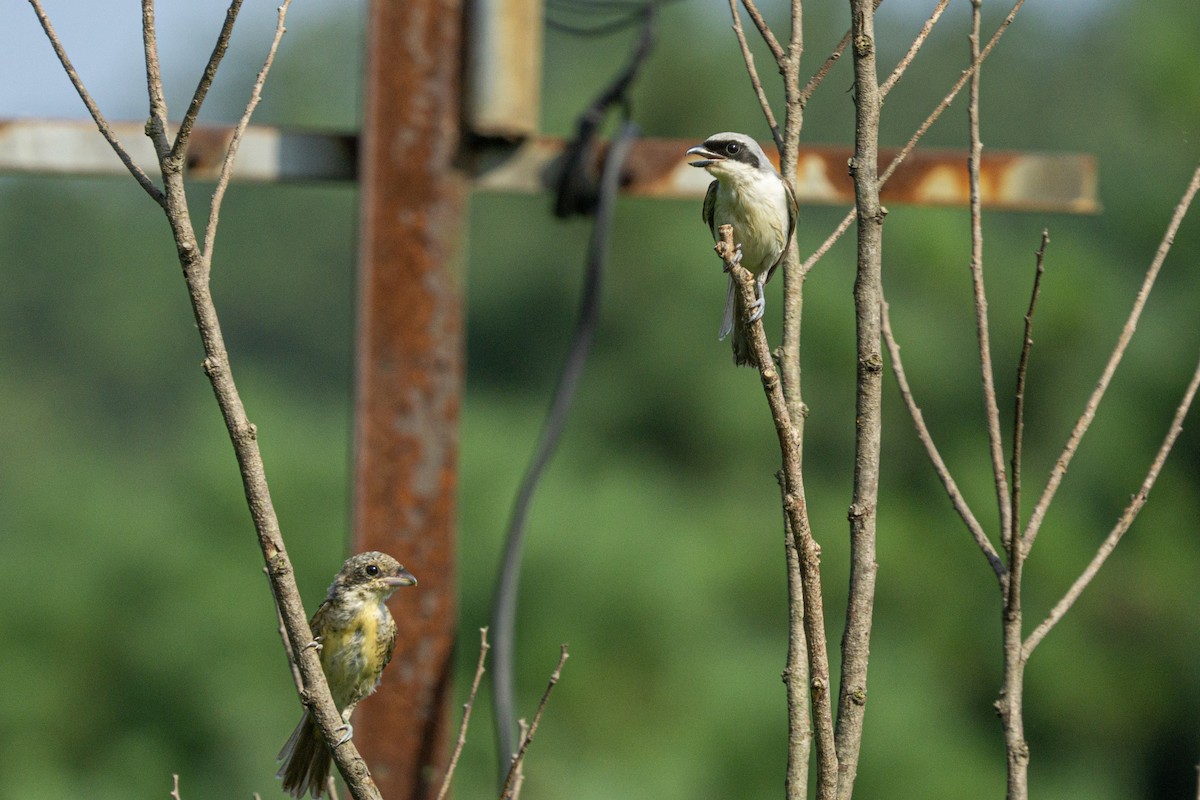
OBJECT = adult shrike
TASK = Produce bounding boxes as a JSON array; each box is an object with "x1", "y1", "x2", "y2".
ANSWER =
[{"x1": 687, "y1": 132, "x2": 796, "y2": 367}]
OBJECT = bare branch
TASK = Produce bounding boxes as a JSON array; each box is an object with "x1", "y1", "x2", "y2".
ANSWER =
[
  {"x1": 170, "y1": 774, "x2": 182, "y2": 800},
  {"x1": 802, "y1": 0, "x2": 1028, "y2": 274},
  {"x1": 797, "y1": 0, "x2": 882, "y2": 109},
  {"x1": 500, "y1": 645, "x2": 570, "y2": 800},
  {"x1": 882, "y1": 301, "x2": 1006, "y2": 582},
  {"x1": 879, "y1": 0, "x2": 1025, "y2": 189},
  {"x1": 436, "y1": 628, "x2": 491, "y2": 800},
  {"x1": 717, "y1": 224, "x2": 839, "y2": 799},
  {"x1": 1023, "y1": 350, "x2": 1200, "y2": 658},
  {"x1": 835, "y1": 3, "x2": 885, "y2": 796},
  {"x1": 1009, "y1": 231, "x2": 1049, "y2": 548},
  {"x1": 728, "y1": 0, "x2": 782, "y2": 151},
  {"x1": 738, "y1": 0, "x2": 785, "y2": 64},
  {"x1": 801, "y1": 210, "x2": 855, "y2": 277},
  {"x1": 782, "y1": 512, "x2": 811, "y2": 800},
  {"x1": 173, "y1": 0, "x2": 245, "y2": 160},
  {"x1": 26, "y1": 0, "x2": 166, "y2": 206},
  {"x1": 965, "y1": 0, "x2": 1014, "y2": 549},
  {"x1": 273, "y1": 580, "x2": 305, "y2": 695},
  {"x1": 140, "y1": 0, "x2": 171, "y2": 157},
  {"x1": 787, "y1": 0, "x2": 802, "y2": 71},
  {"x1": 203, "y1": 0, "x2": 294, "y2": 263},
  {"x1": 880, "y1": 0, "x2": 949, "y2": 98},
  {"x1": 1023, "y1": 160, "x2": 1200, "y2": 552}
]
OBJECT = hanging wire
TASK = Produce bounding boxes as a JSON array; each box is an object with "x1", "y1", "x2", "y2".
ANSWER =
[
  {"x1": 488, "y1": 7, "x2": 657, "y2": 782},
  {"x1": 545, "y1": 0, "x2": 680, "y2": 37}
]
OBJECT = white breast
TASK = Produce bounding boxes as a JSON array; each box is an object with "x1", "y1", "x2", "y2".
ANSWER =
[{"x1": 712, "y1": 171, "x2": 790, "y2": 276}]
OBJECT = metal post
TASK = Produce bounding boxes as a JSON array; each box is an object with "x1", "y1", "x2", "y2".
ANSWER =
[{"x1": 352, "y1": 0, "x2": 465, "y2": 797}]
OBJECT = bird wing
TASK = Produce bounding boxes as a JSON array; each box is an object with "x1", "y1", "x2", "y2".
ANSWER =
[
  {"x1": 763, "y1": 179, "x2": 800, "y2": 287},
  {"x1": 783, "y1": 179, "x2": 798, "y2": 253},
  {"x1": 307, "y1": 599, "x2": 332, "y2": 643},
  {"x1": 380, "y1": 611, "x2": 399, "y2": 673},
  {"x1": 702, "y1": 180, "x2": 718, "y2": 239}
]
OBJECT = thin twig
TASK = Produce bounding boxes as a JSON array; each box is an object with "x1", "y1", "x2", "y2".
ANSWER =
[
  {"x1": 717, "y1": 224, "x2": 839, "y2": 799},
  {"x1": 797, "y1": 0, "x2": 882, "y2": 109},
  {"x1": 26, "y1": 0, "x2": 166, "y2": 206},
  {"x1": 202, "y1": 0, "x2": 294, "y2": 263},
  {"x1": 737, "y1": 0, "x2": 785, "y2": 63},
  {"x1": 273, "y1": 582, "x2": 305, "y2": 695},
  {"x1": 965, "y1": 0, "x2": 1014, "y2": 552},
  {"x1": 879, "y1": 0, "x2": 1024, "y2": 190},
  {"x1": 436, "y1": 628, "x2": 491, "y2": 800},
  {"x1": 510, "y1": 720, "x2": 529, "y2": 800},
  {"x1": 882, "y1": 301, "x2": 1006, "y2": 582},
  {"x1": 1023, "y1": 350, "x2": 1200, "y2": 658},
  {"x1": 803, "y1": 0, "x2": 1028, "y2": 275},
  {"x1": 801, "y1": 211, "x2": 855, "y2": 276},
  {"x1": 172, "y1": 0, "x2": 244, "y2": 161},
  {"x1": 880, "y1": 0, "x2": 949, "y2": 98},
  {"x1": 1009, "y1": 231, "x2": 1049, "y2": 549},
  {"x1": 140, "y1": 0, "x2": 171, "y2": 158},
  {"x1": 499, "y1": 645, "x2": 570, "y2": 800},
  {"x1": 170, "y1": 774, "x2": 182, "y2": 800},
  {"x1": 1022, "y1": 161, "x2": 1200, "y2": 553},
  {"x1": 728, "y1": 0, "x2": 781, "y2": 151}
]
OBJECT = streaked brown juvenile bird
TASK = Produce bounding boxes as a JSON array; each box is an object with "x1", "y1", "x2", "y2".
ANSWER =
[
  {"x1": 277, "y1": 552, "x2": 417, "y2": 798},
  {"x1": 687, "y1": 132, "x2": 797, "y2": 367}
]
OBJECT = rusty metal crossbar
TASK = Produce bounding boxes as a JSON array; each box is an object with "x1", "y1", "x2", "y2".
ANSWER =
[{"x1": 0, "y1": 119, "x2": 1097, "y2": 212}]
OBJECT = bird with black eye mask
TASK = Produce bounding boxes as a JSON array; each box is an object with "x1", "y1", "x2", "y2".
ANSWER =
[{"x1": 687, "y1": 132, "x2": 797, "y2": 367}]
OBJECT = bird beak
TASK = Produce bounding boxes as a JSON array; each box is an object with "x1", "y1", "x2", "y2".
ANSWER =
[
  {"x1": 386, "y1": 569, "x2": 418, "y2": 588},
  {"x1": 686, "y1": 145, "x2": 723, "y2": 168}
]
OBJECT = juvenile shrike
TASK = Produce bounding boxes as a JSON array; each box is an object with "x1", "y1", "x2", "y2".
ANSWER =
[{"x1": 687, "y1": 132, "x2": 796, "y2": 367}]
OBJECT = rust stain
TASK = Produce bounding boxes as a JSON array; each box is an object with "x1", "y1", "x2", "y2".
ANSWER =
[{"x1": 351, "y1": 0, "x2": 464, "y2": 797}]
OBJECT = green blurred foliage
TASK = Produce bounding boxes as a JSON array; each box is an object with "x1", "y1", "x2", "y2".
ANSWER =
[{"x1": 2, "y1": 1, "x2": 1199, "y2": 799}]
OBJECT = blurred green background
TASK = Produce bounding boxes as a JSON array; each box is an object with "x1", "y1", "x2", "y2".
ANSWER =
[{"x1": 1, "y1": 1, "x2": 1198, "y2": 798}]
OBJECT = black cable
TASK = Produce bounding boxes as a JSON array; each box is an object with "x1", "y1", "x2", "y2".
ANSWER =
[
  {"x1": 487, "y1": 45, "x2": 649, "y2": 779},
  {"x1": 545, "y1": 0, "x2": 681, "y2": 38}
]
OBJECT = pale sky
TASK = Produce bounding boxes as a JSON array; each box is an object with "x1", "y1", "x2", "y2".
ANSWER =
[{"x1": 0, "y1": 0, "x2": 1119, "y2": 122}]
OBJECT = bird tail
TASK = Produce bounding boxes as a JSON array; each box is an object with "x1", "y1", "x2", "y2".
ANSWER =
[
  {"x1": 718, "y1": 275, "x2": 736, "y2": 342},
  {"x1": 731, "y1": 316, "x2": 756, "y2": 367},
  {"x1": 720, "y1": 274, "x2": 757, "y2": 367},
  {"x1": 277, "y1": 711, "x2": 333, "y2": 798}
]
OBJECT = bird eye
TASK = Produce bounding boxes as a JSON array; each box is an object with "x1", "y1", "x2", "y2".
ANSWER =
[
  {"x1": 365, "y1": 564, "x2": 380, "y2": 576},
  {"x1": 726, "y1": 142, "x2": 741, "y2": 155}
]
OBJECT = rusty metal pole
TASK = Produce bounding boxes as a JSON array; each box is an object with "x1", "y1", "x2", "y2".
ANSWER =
[{"x1": 351, "y1": 0, "x2": 464, "y2": 797}]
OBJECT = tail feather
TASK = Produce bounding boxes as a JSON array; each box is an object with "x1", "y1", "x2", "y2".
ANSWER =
[
  {"x1": 731, "y1": 313, "x2": 756, "y2": 367},
  {"x1": 278, "y1": 712, "x2": 333, "y2": 798},
  {"x1": 718, "y1": 275, "x2": 735, "y2": 342}
]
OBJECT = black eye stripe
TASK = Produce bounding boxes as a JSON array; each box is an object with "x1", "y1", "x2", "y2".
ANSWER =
[{"x1": 705, "y1": 140, "x2": 760, "y2": 170}]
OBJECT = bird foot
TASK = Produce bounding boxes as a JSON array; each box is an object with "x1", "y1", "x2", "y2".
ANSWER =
[
  {"x1": 747, "y1": 274, "x2": 768, "y2": 322},
  {"x1": 722, "y1": 242, "x2": 743, "y2": 272},
  {"x1": 301, "y1": 636, "x2": 323, "y2": 653},
  {"x1": 334, "y1": 723, "x2": 354, "y2": 747},
  {"x1": 747, "y1": 296, "x2": 766, "y2": 323}
]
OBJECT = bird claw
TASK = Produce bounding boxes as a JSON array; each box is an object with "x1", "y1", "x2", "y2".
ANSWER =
[
  {"x1": 730, "y1": 243, "x2": 743, "y2": 268},
  {"x1": 334, "y1": 723, "x2": 354, "y2": 747},
  {"x1": 301, "y1": 636, "x2": 323, "y2": 653},
  {"x1": 747, "y1": 273, "x2": 768, "y2": 323}
]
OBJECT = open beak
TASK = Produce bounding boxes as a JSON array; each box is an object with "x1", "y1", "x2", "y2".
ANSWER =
[
  {"x1": 386, "y1": 569, "x2": 418, "y2": 588},
  {"x1": 686, "y1": 145, "x2": 723, "y2": 168}
]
